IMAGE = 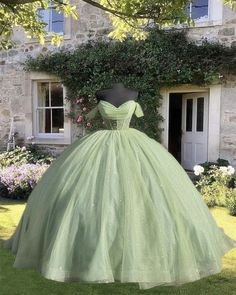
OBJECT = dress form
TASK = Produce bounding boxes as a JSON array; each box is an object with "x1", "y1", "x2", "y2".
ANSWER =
[{"x1": 95, "y1": 83, "x2": 139, "y2": 107}]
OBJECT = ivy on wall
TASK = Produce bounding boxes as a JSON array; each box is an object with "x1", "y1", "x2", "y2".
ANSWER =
[{"x1": 25, "y1": 29, "x2": 236, "y2": 140}]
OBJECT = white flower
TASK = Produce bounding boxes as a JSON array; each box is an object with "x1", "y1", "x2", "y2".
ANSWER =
[
  {"x1": 21, "y1": 146, "x2": 26, "y2": 151},
  {"x1": 219, "y1": 166, "x2": 228, "y2": 175},
  {"x1": 227, "y1": 165, "x2": 235, "y2": 176},
  {"x1": 193, "y1": 165, "x2": 204, "y2": 176}
]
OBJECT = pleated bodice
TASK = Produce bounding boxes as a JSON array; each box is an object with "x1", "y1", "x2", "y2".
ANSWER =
[{"x1": 85, "y1": 100, "x2": 144, "y2": 130}]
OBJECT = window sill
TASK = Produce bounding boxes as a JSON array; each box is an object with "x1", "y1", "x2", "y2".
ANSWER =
[
  {"x1": 24, "y1": 33, "x2": 71, "y2": 45},
  {"x1": 172, "y1": 19, "x2": 223, "y2": 30},
  {"x1": 191, "y1": 19, "x2": 223, "y2": 27},
  {"x1": 27, "y1": 137, "x2": 71, "y2": 145}
]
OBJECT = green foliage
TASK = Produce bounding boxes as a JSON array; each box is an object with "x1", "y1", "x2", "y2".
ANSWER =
[
  {"x1": 0, "y1": 145, "x2": 55, "y2": 168},
  {"x1": 99, "y1": 0, "x2": 193, "y2": 41},
  {"x1": 2, "y1": 0, "x2": 234, "y2": 47},
  {"x1": 200, "y1": 182, "x2": 231, "y2": 208},
  {"x1": 25, "y1": 29, "x2": 236, "y2": 140},
  {"x1": 224, "y1": 0, "x2": 236, "y2": 10},
  {"x1": 226, "y1": 189, "x2": 236, "y2": 216},
  {"x1": 0, "y1": 0, "x2": 78, "y2": 50}
]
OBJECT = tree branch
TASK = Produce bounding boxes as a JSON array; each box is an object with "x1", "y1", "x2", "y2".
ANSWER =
[
  {"x1": 0, "y1": 0, "x2": 66, "y2": 5},
  {"x1": 0, "y1": 0, "x2": 183, "y2": 21},
  {"x1": 0, "y1": 0, "x2": 39, "y2": 4},
  {"x1": 0, "y1": 0, "x2": 138, "y2": 18},
  {"x1": 81, "y1": 0, "x2": 166, "y2": 19}
]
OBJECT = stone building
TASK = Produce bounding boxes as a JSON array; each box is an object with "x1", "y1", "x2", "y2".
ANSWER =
[{"x1": 0, "y1": 0, "x2": 236, "y2": 170}]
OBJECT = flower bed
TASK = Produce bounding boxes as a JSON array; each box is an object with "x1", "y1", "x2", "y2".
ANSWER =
[
  {"x1": 194, "y1": 162, "x2": 236, "y2": 216},
  {"x1": 0, "y1": 145, "x2": 54, "y2": 200},
  {"x1": 0, "y1": 163, "x2": 49, "y2": 200}
]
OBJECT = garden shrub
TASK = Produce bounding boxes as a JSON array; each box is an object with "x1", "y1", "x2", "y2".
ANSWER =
[
  {"x1": 199, "y1": 182, "x2": 231, "y2": 208},
  {"x1": 0, "y1": 145, "x2": 54, "y2": 168},
  {"x1": 194, "y1": 163, "x2": 236, "y2": 215},
  {"x1": 225, "y1": 189, "x2": 236, "y2": 217}
]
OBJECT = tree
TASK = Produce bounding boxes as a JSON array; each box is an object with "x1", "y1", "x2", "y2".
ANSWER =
[
  {"x1": 0, "y1": 0, "x2": 236, "y2": 50},
  {"x1": 0, "y1": 0, "x2": 78, "y2": 49}
]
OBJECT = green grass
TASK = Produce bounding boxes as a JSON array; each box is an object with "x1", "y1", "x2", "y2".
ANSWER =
[{"x1": 0, "y1": 198, "x2": 236, "y2": 295}]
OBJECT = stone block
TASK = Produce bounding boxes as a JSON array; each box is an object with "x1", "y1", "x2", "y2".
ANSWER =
[
  {"x1": 76, "y1": 33, "x2": 86, "y2": 39},
  {"x1": 77, "y1": 21, "x2": 88, "y2": 33},
  {"x1": 90, "y1": 15, "x2": 97, "y2": 20},
  {"x1": 229, "y1": 115, "x2": 236, "y2": 123},
  {"x1": 8, "y1": 50, "x2": 19, "y2": 57},
  {"x1": 0, "y1": 109, "x2": 10, "y2": 117},
  {"x1": 81, "y1": 3, "x2": 99, "y2": 15},
  {"x1": 90, "y1": 20, "x2": 105, "y2": 28},
  {"x1": 218, "y1": 28, "x2": 235, "y2": 36}
]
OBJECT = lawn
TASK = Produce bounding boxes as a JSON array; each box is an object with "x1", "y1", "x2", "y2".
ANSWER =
[{"x1": 0, "y1": 198, "x2": 235, "y2": 295}]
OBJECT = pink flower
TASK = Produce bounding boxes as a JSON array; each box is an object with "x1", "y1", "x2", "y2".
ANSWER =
[
  {"x1": 82, "y1": 107, "x2": 87, "y2": 112},
  {"x1": 76, "y1": 97, "x2": 84, "y2": 104},
  {"x1": 76, "y1": 115, "x2": 83, "y2": 123}
]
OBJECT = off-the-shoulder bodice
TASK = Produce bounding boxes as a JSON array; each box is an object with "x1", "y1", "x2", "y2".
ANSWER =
[{"x1": 85, "y1": 100, "x2": 144, "y2": 130}]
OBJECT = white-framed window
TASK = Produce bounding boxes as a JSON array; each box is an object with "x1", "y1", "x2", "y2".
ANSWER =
[
  {"x1": 36, "y1": 81, "x2": 65, "y2": 136},
  {"x1": 37, "y1": 1, "x2": 64, "y2": 34},
  {"x1": 31, "y1": 76, "x2": 71, "y2": 144},
  {"x1": 187, "y1": 0, "x2": 209, "y2": 21},
  {"x1": 173, "y1": 0, "x2": 223, "y2": 27}
]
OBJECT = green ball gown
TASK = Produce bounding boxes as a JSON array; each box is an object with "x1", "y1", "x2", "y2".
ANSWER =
[{"x1": 4, "y1": 100, "x2": 236, "y2": 290}]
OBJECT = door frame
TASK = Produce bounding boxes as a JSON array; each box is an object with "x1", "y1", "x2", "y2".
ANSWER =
[{"x1": 160, "y1": 84, "x2": 221, "y2": 165}]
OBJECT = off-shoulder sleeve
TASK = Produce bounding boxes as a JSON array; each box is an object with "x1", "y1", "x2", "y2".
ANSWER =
[
  {"x1": 134, "y1": 102, "x2": 144, "y2": 117},
  {"x1": 85, "y1": 105, "x2": 99, "y2": 120}
]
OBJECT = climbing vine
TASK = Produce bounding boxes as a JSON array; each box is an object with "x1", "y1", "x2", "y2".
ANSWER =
[{"x1": 25, "y1": 28, "x2": 236, "y2": 140}]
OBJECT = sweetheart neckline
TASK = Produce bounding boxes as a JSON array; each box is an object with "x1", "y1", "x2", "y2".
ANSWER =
[{"x1": 99, "y1": 100, "x2": 136, "y2": 109}]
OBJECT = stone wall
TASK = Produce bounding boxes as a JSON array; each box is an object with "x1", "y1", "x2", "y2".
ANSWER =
[
  {"x1": 220, "y1": 76, "x2": 236, "y2": 167},
  {"x1": 186, "y1": 22, "x2": 236, "y2": 46},
  {"x1": 183, "y1": 7, "x2": 236, "y2": 167},
  {"x1": 0, "y1": 0, "x2": 112, "y2": 152},
  {"x1": 0, "y1": 63, "x2": 27, "y2": 151}
]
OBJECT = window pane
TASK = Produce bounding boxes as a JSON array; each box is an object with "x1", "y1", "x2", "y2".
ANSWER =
[
  {"x1": 51, "y1": 83, "x2": 64, "y2": 106},
  {"x1": 52, "y1": 109, "x2": 64, "y2": 133},
  {"x1": 51, "y1": 8, "x2": 64, "y2": 33},
  {"x1": 191, "y1": 0, "x2": 208, "y2": 20},
  {"x1": 196, "y1": 97, "x2": 204, "y2": 132},
  {"x1": 38, "y1": 109, "x2": 51, "y2": 133},
  {"x1": 37, "y1": 9, "x2": 50, "y2": 31},
  {"x1": 38, "y1": 82, "x2": 49, "y2": 107},
  {"x1": 186, "y1": 99, "x2": 193, "y2": 132},
  {"x1": 37, "y1": 7, "x2": 64, "y2": 33}
]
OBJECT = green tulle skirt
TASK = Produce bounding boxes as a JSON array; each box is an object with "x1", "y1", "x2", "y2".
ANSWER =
[{"x1": 4, "y1": 128, "x2": 236, "y2": 290}]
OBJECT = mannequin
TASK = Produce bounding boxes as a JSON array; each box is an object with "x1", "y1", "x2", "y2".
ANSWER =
[{"x1": 95, "y1": 83, "x2": 139, "y2": 107}]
